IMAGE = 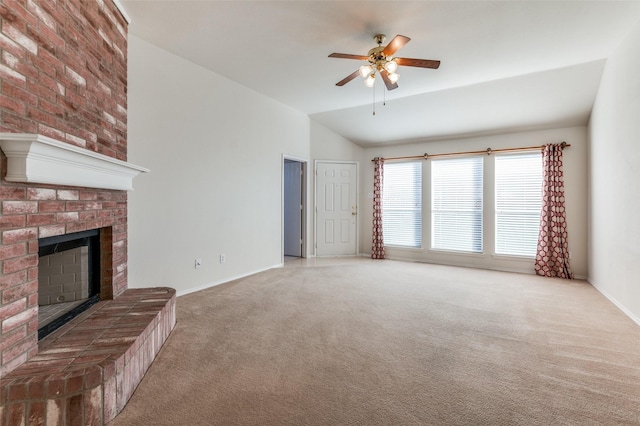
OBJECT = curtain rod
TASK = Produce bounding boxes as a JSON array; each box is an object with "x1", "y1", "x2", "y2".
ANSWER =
[{"x1": 371, "y1": 141, "x2": 570, "y2": 162}]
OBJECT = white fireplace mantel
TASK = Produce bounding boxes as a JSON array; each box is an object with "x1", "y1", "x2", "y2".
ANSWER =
[{"x1": 0, "y1": 133, "x2": 149, "y2": 191}]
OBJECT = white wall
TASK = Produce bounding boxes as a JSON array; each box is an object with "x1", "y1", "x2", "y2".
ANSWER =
[
  {"x1": 588, "y1": 20, "x2": 640, "y2": 323},
  {"x1": 360, "y1": 127, "x2": 589, "y2": 277},
  {"x1": 127, "y1": 36, "x2": 310, "y2": 295},
  {"x1": 310, "y1": 120, "x2": 364, "y2": 162},
  {"x1": 310, "y1": 120, "x2": 364, "y2": 255}
]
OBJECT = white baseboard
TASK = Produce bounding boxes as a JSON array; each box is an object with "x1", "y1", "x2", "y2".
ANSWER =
[
  {"x1": 589, "y1": 278, "x2": 640, "y2": 326},
  {"x1": 176, "y1": 263, "x2": 282, "y2": 297}
]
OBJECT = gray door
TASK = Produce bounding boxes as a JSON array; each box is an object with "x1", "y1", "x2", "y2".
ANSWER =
[{"x1": 284, "y1": 160, "x2": 303, "y2": 257}]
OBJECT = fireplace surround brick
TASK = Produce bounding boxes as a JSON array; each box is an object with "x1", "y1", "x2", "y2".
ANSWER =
[{"x1": 1, "y1": 190, "x2": 127, "y2": 373}]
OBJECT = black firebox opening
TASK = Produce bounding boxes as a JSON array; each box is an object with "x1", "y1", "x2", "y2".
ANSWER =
[{"x1": 38, "y1": 229, "x2": 101, "y2": 340}]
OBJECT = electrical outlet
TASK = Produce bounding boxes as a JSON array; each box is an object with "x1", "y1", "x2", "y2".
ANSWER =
[
  {"x1": 219, "y1": 254, "x2": 226, "y2": 264},
  {"x1": 195, "y1": 258, "x2": 202, "y2": 269}
]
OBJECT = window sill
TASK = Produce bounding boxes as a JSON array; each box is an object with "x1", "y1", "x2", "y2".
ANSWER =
[
  {"x1": 384, "y1": 245, "x2": 423, "y2": 251},
  {"x1": 491, "y1": 253, "x2": 535, "y2": 261},
  {"x1": 428, "y1": 248, "x2": 485, "y2": 258}
]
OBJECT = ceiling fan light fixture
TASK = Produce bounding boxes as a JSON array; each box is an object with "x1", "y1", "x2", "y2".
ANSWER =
[
  {"x1": 388, "y1": 72, "x2": 399, "y2": 84},
  {"x1": 359, "y1": 65, "x2": 373, "y2": 78},
  {"x1": 364, "y1": 74, "x2": 376, "y2": 87},
  {"x1": 384, "y1": 59, "x2": 398, "y2": 74}
]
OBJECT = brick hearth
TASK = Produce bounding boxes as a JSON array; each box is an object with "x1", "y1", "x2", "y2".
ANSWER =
[{"x1": 0, "y1": 288, "x2": 176, "y2": 425}]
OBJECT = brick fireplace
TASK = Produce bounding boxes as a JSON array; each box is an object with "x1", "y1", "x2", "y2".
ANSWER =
[
  {"x1": 0, "y1": 1, "x2": 175, "y2": 424},
  {"x1": 0, "y1": 0, "x2": 133, "y2": 379}
]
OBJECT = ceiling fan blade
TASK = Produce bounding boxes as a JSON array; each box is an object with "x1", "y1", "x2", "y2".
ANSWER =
[
  {"x1": 336, "y1": 70, "x2": 360, "y2": 86},
  {"x1": 329, "y1": 53, "x2": 370, "y2": 60},
  {"x1": 380, "y1": 69, "x2": 398, "y2": 91},
  {"x1": 395, "y1": 57, "x2": 441, "y2": 69},
  {"x1": 382, "y1": 35, "x2": 410, "y2": 56}
]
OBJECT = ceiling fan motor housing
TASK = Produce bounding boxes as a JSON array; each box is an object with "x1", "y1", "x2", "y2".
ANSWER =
[
  {"x1": 367, "y1": 46, "x2": 393, "y2": 70},
  {"x1": 370, "y1": 35, "x2": 391, "y2": 70}
]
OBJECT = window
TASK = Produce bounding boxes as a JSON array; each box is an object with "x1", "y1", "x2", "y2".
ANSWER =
[
  {"x1": 495, "y1": 153, "x2": 542, "y2": 257},
  {"x1": 431, "y1": 156, "x2": 483, "y2": 253},
  {"x1": 382, "y1": 161, "x2": 422, "y2": 248}
]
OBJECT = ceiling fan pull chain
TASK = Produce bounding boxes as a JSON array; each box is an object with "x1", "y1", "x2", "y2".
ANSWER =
[{"x1": 372, "y1": 78, "x2": 376, "y2": 115}]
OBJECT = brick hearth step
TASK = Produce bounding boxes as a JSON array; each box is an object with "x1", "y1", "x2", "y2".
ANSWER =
[{"x1": 0, "y1": 287, "x2": 176, "y2": 425}]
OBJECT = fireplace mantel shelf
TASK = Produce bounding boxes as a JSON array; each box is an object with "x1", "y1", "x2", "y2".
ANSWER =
[{"x1": 0, "y1": 133, "x2": 149, "y2": 191}]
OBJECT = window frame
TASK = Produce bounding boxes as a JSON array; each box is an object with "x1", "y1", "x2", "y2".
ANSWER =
[
  {"x1": 429, "y1": 155, "x2": 486, "y2": 255},
  {"x1": 494, "y1": 152, "x2": 543, "y2": 258},
  {"x1": 430, "y1": 155, "x2": 484, "y2": 254},
  {"x1": 381, "y1": 160, "x2": 423, "y2": 249}
]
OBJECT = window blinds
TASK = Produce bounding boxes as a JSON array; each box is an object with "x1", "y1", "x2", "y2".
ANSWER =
[
  {"x1": 431, "y1": 156, "x2": 483, "y2": 253},
  {"x1": 382, "y1": 161, "x2": 422, "y2": 248},
  {"x1": 495, "y1": 153, "x2": 542, "y2": 257}
]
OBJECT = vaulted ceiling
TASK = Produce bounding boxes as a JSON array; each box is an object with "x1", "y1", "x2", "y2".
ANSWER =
[{"x1": 121, "y1": 1, "x2": 640, "y2": 146}]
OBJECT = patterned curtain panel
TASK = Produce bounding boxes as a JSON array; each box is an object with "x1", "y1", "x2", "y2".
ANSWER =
[
  {"x1": 535, "y1": 144, "x2": 573, "y2": 279},
  {"x1": 372, "y1": 158, "x2": 385, "y2": 259}
]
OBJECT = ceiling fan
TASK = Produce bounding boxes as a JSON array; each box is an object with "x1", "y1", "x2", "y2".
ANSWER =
[{"x1": 329, "y1": 34, "x2": 440, "y2": 91}]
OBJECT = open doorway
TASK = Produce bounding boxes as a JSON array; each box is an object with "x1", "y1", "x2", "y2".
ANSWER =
[{"x1": 282, "y1": 156, "x2": 307, "y2": 261}]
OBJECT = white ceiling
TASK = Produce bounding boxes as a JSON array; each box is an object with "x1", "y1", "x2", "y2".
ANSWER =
[{"x1": 121, "y1": 0, "x2": 640, "y2": 146}]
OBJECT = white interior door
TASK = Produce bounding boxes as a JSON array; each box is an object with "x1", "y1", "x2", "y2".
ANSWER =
[
  {"x1": 316, "y1": 162, "x2": 358, "y2": 256},
  {"x1": 284, "y1": 160, "x2": 303, "y2": 257}
]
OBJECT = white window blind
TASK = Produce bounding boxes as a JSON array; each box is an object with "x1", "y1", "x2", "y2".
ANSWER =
[
  {"x1": 431, "y1": 156, "x2": 483, "y2": 253},
  {"x1": 382, "y1": 161, "x2": 422, "y2": 248},
  {"x1": 495, "y1": 153, "x2": 542, "y2": 257}
]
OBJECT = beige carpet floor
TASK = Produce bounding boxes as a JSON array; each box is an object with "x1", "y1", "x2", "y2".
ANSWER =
[{"x1": 110, "y1": 259, "x2": 640, "y2": 425}]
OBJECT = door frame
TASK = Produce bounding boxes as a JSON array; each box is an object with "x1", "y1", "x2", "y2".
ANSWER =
[
  {"x1": 282, "y1": 155, "x2": 308, "y2": 263},
  {"x1": 314, "y1": 160, "x2": 359, "y2": 257}
]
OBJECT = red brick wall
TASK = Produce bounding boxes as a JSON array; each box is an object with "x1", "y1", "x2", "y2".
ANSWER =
[{"x1": 0, "y1": 0, "x2": 129, "y2": 376}]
